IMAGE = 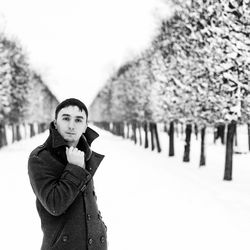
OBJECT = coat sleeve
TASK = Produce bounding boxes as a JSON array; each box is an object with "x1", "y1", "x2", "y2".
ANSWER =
[{"x1": 28, "y1": 154, "x2": 92, "y2": 216}]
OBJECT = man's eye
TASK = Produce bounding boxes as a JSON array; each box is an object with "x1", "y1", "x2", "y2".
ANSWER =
[
  {"x1": 76, "y1": 119, "x2": 83, "y2": 123},
  {"x1": 63, "y1": 117, "x2": 69, "y2": 121}
]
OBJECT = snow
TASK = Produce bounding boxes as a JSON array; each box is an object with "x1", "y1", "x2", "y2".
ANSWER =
[{"x1": 1, "y1": 124, "x2": 250, "y2": 250}]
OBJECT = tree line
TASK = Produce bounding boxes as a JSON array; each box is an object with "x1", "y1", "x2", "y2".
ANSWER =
[
  {"x1": 89, "y1": 0, "x2": 250, "y2": 181},
  {"x1": 0, "y1": 32, "x2": 58, "y2": 148}
]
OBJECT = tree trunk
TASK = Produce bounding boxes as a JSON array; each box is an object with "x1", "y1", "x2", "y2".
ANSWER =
[
  {"x1": 30, "y1": 123, "x2": 35, "y2": 137},
  {"x1": 2, "y1": 124, "x2": 7, "y2": 146},
  {"x1": 224, "y1": 121, "x2": 236, "y2": 181},
  {"x1": 221, "y1": 124, "x2": 225, "y2": 145},
  {"x1": 0, "y1": 125, "x2": 2, "y2": 148},
  {"x1": 38, "y1": 123, "x2": 42, "y2": 134},
  {"x1": 248, "y1": 123, "x2": 250, "y2": 151},
  {"x1": 183, "y1": 124, "x2": 192, "y2": 162},
  {"x1": 138, "y1": 122, "x2": 142, "y2": 146},
  {"x1": 150, "y1": 122, "x2": 155, "y2": 151},
  {"x1": 121, "y1": 122, "x2": 125, "y2": 138},
  {"x1": 163, "y1": 122, "x2": 168, "y2": 133},
  {"x1": 169, "y1": 121, "x2": 174, "y2": 156},
  {"x1": 154, "y1": 123, "x2": 161, "y2": 153},
  {"x1": 219, "y1": 124, "x2": 225, "y2": 144},
  {"x1": 114, "y1": 122, "x2": 117, "y2": 135},
  {"x1": 16, "y1": 124, "x2": 22, "y2": 141},
  {"x1": 117, "y1": 122, "x2": 120, "y2": 136},
  {"x1": 194, "y1": 123, "x2": 198, "y2": 140},
  {"x1": 144, "y1": 121, "x2": 149, "y2": 149},
  {"x1": 126, "y1": 122, "x2": 130, "y2": 139},
  {"x1": 234, "y1": 123, "x2": 238, "y2": 147},
  {"x1": 12, "y1": 124, "x2": 16, "y2": 143},
  {"x1": 0, "y1": 124, "x2": 5, "y2": 148},
  {"x1": 199, "y1": 126, "x2": 206, "y2": 167},
  {"x1": 119, "y1": 122, "x2": 122, "y2": 136},
  {"x1": 116, "y1": 122, "x2": 119, "y2": 135},
  {"x1": 113, "y1": 122, "x2": 116, "y2": 135},
  {"x1": 132, "y1": 121, "x2": 137, "y2": 144}
]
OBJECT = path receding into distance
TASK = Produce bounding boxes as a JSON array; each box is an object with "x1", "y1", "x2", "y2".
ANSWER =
[{"x1": 1, "y1": 125, "x2": 250, "y2": 250}]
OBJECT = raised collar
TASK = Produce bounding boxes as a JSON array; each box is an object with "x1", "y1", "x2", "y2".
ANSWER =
[
  {"x1": 49, "y1": 121, "x2": 99, "y2": 149},
  {"x1": 84, "y1": 126, "x2": 100, "y2": 146}
]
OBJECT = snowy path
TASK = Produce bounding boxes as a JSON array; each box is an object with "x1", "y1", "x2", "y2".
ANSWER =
[{"x1": 1, "y1": 125, "x2": 250, "y2": 250}]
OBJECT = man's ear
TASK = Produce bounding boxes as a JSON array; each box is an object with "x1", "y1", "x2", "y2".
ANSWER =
[
  {"x1": 53, "y1": 120, "x2": 57, "y2": 129},
  {"x1": 83, "y1": 122, "x2": 88, "y2": 133}
]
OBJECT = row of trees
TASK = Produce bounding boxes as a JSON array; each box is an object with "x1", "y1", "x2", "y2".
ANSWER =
[
  {"x1": 0, "y1": 32, "x2": 58, "y2": 148},
  {"x1": 89, "y1": 0, "x2": 250, "y2": 181}
]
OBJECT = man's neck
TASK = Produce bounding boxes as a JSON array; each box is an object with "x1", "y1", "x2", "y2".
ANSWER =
[{"x1": 66, "y1": 140, "x2": 79, "y2": 148}]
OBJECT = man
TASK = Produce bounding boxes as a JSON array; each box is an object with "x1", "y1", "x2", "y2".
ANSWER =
[{"x1": 28, "y1": 98, "x2": 107, "y2": 250}]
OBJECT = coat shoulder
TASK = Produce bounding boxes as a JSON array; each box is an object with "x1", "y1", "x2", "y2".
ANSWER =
[{"x1": 29, "y1": 143, "x2": 47, "y2": 158}]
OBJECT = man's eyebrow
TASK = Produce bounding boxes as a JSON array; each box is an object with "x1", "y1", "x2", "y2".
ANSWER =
[{"x1": 61, "y1": 114, "x2": 84, "y2": 119}]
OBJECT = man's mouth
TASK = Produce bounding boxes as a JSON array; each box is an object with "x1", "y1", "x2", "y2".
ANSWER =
[{"x1": 66, "y1": 132, "x2": 75, "y2": 135}]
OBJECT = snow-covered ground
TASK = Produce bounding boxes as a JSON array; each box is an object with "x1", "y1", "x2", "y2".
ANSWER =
[{"x1": 1, "y1": 124, "x2": 250, "y2": 250}]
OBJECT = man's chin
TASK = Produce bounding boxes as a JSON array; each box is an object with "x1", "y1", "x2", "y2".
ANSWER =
[{"x1": 63, "y1": 136, "x2": 75, "y2": 142}]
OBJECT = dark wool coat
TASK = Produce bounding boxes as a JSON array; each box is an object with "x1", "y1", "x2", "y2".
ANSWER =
[{"x1": 28, "y1": 123, "x2": 107, "y2": 250}]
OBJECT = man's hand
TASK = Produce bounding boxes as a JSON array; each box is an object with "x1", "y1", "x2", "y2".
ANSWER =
[{"x1": 66, "y1": 146, "x2": 85, "y2": 168}]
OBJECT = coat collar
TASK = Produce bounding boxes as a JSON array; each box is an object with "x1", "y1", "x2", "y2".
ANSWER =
[
  {"x1": 84, "y1": 126, "x2": 100, "y2": 146},
  {"x1": 49, "y1": 121, "x2": 99, "y2": 149}
]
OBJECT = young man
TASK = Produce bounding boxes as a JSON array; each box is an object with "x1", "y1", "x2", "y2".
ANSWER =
[{"x1": 28, "y1": 98, "x2": 107, "y2": 250}]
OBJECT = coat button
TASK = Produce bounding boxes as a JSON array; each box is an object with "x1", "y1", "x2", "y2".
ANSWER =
[
  {"x1": 88, "y1": 238, "x2": 93, "y2": 245},
  {"x1": 87, "y1": 214, "x2": 91, "y2": 220},
  {"x1": 98, "y1": 211, "x2": 102, "y2": 220},
  {"x1": 62, "y1": 235, "x2": 68, "y2": 242},
  {"x1": 100, "y1": 236, "x2": 105, "y2": 244}
]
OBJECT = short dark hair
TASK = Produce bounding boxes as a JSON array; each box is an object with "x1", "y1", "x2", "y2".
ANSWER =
[{"x1": 55, "y1": 98, "x2": 88, "y2": 119}]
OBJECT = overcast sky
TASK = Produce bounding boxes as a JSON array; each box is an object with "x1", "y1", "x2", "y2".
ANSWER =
[{"x1": 0, "y1": 0, "x2": 172, "y2": 106}]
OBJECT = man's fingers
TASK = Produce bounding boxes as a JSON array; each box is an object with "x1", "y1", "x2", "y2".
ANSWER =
[
  {"x1": 65, "y1": 146, "x2": 85, "y2": 168},
  {"x1": 67, "y1": 147, "x2": 84, "y2": 155}
]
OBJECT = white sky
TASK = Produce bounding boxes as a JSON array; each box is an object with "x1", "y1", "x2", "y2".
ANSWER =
[{"x1": 0, "y1": 0, "x2": 172, "y2": 106}]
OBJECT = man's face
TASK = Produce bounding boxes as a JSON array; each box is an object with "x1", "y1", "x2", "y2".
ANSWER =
[{"x1": 55, "y1": 105, "x2": 87, "y2": 147}]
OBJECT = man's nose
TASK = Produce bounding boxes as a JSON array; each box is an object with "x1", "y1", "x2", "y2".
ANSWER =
[{"x1": 68, "y1": 120, "x2": 75, "y2": 129}]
